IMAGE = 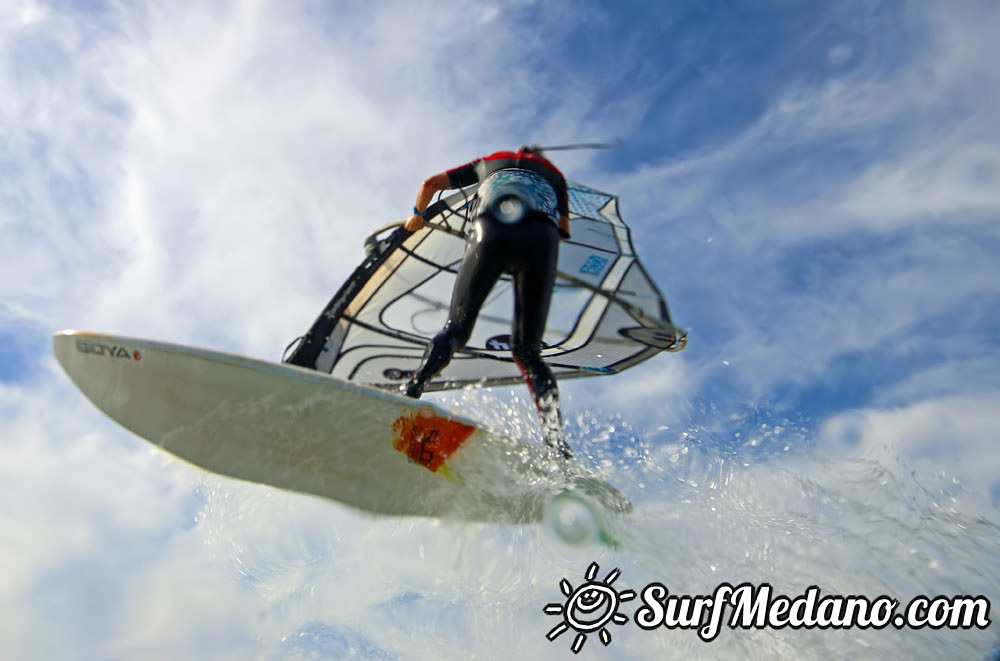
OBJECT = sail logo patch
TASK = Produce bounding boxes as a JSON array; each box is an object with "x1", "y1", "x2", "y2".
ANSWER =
[
  {"x1": 75, "y1": 339, "x2": 141, "y2": 361},
  {"x1": 580, "y1": 255, "x2": 609, "y2": 276},
  {"x1": 486, "y1": 335, "x2": 511, "y2": 351},
  {"x1": 392, "y1": 407, "x2": 475, "y2": 473}
]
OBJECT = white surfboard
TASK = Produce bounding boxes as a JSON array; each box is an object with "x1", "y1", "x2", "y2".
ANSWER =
[{"x1": 53, "y1": 331, "x2": 630, "y2": 529}]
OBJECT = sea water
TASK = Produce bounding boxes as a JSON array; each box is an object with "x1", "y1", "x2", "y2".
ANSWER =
[{"x1": 194, "y1": 390, "x2": 999, "y2": 659}]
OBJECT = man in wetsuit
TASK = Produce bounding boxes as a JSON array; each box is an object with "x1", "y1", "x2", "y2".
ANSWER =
[{"x1": 401, "y1": 146, "x2": 573, "y2": 458}]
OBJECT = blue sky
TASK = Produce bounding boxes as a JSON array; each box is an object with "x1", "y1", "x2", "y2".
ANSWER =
[{"x1": 2, "y1": 0, "x2": 999, "y2": 658}]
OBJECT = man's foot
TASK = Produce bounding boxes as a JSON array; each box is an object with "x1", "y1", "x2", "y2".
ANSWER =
[
  {"x1": 544, "y1": 434, "x2": 573, "y2": 460},
  {"x1": 401, "y1": 380, "x2": 423, "y2": 399},
  {"x1": 537, "y1": 396, "x2": 570, "y2": 459}
]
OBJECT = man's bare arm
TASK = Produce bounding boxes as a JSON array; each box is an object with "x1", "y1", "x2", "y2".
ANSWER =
[{"x1": 404, "y1": 172, "x2": 451, "y2": 232}]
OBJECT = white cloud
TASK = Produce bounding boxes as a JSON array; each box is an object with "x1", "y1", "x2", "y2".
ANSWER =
[
  {"x1": 819, "y1": 391, "x2": 1000, "y2": 508},
  {"x1": 588, "y1": 2, "x2": 1000, "y2": 417},
  {"x1": 611, "y1": 2, "x2": 1000, "y2": 247},
  {"x1": 0, "y1": 372, "x2": 205, "y2": 655},
  {"x1": 839, "y1": 141, "x2": 1000, "y2": 225},
  {"x1": 1, "y1": 1, "x2": 629, "y2": 655},
  {"x1": 2, "y1": 0, "x2": 615, "y2": 356}
]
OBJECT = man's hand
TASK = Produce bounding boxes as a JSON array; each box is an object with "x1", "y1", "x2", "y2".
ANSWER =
[
  {"x1": 558, "y1": 214, "x2": 571, "y2": 240},
  {"x1": 404, "y1": 213, "x2": 425, "y2": 232}
]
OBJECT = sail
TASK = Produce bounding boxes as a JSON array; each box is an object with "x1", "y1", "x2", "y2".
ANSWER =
[{"x1": 285, "y1": 182, "x2": 686, "y2": 392}]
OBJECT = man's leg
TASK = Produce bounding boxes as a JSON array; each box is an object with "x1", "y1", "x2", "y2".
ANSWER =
[
  {"x1": 510, "y1": 221, "x2": 569, "y2": 457},
  {"x1": 511, "y1": 343, "x2": 568, "y2": 458},
  {"x1": 403, "y1": 219, "x2": 505, "y2": 398}
]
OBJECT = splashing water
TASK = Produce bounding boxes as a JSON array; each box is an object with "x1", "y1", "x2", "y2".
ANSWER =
[{"x1": 192, "y1": 388, "x2": 999, "y2": 659}]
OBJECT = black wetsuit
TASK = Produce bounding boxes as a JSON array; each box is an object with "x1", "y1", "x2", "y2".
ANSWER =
[{"x1": 405, "y1": 150, "x2": 571, "y2": 456}]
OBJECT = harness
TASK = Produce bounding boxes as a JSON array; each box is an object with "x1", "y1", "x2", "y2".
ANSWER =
[{"x1": 475, "y1": 168, "x2": 560, "y2": 225}]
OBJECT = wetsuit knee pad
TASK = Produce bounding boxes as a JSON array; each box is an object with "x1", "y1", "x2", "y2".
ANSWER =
[{"x1": 436, "y1": 320, "x2": 472, "y2": 353}]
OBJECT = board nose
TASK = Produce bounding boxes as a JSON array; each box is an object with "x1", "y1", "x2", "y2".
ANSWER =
[{"x1": 52, "y1": 330, "x2": 80, "y2": 378}]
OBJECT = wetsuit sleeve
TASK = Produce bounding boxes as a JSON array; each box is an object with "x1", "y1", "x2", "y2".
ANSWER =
[{"x1": 446, "y1": 160, "x2": 481, "y2": 188}]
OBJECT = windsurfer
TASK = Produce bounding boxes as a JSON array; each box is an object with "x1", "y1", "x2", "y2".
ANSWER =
[{"x1": 401, "y1": 146, "x2": 573, "y2": 459}]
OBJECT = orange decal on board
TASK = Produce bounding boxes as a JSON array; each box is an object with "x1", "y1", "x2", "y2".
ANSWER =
[{"x1": 392, "y1": 407, "x2": 476, "y2": 472}]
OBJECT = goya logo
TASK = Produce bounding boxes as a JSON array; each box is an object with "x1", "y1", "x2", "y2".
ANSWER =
[
  {"x1": 391, "y1": 407, "x2": 475, "y2": 474},
  {"x1": 75, "y1": 339, "x2": 141, "y2": 361}
]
